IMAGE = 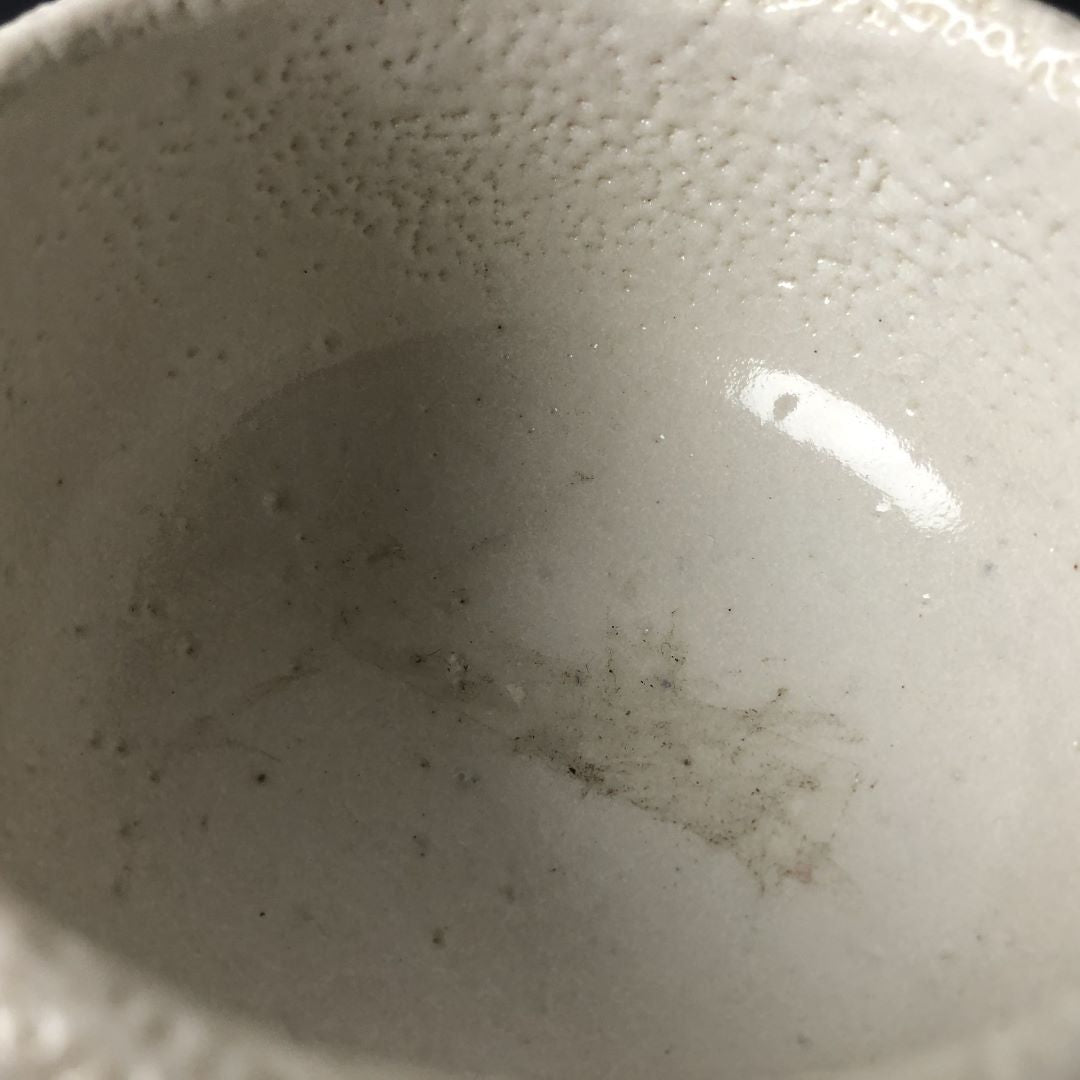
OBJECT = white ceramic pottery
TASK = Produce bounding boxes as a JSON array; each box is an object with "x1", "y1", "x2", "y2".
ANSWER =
[{"x1": 2, "y1": 0, "x2": 1080, "y2": 1076}]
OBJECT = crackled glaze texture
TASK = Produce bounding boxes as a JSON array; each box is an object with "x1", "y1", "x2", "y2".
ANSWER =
[{"x1": 2, "y1": 0, "x2": 1080, "y2": 1077}]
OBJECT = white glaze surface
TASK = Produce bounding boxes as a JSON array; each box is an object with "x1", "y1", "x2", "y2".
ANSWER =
[{"x1": 1, "y1": 0, "x2": 1080, "y2": 1077}]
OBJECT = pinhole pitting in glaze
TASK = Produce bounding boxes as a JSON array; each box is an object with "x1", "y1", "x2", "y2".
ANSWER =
[{"x1": 1, "y1": 0, "x2": 1080, "y2": 1078}]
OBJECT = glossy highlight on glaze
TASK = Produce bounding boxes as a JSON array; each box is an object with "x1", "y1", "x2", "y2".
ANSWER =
[{"x1": 728, "y1": 363, "x2": 963, "y2": 534}]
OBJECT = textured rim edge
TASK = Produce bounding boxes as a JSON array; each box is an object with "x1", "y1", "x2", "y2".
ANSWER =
[
  {"x1": 0, "y1": 0, "x2": 1077, "y2": 106},
  {"x1": 0, "y1": 0, "x2": 1078, "y2": 1076},
  {"x1": 0, "y1": 883, "x2": 449, "y2": 1078}
]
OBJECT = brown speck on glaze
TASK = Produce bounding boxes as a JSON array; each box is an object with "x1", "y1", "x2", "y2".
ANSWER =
[
  {"x1": 117, "y1": 818, "x2": 140, "y2": 841},
  {"x1": 110, "y1": 868, "x2": 132, "y2": 901},
  {"x1": 785, "y1": 863, "x2": 814, "y2": 885},
  {"x1": 365, "y1": 538, "x2": 406, "y2": 565}
]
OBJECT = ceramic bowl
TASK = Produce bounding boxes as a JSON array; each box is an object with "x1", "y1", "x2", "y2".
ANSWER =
[{"x1": 2, "y1": 0, "x2": 1080, "y2": 1076}]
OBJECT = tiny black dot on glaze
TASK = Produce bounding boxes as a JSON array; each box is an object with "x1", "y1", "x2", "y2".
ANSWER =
[{"x1": 255, "y1": 771, "x2": 269, "y2": 785}]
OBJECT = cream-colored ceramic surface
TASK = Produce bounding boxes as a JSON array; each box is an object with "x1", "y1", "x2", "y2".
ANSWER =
[{"x1": 1, "y1": 0, "x2": 1080, "y2": 1076}]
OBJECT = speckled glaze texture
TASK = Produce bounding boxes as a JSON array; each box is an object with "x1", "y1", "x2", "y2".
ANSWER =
[{"x1": 1, "y1": 0, "x2": 1080, "y2": 1077}]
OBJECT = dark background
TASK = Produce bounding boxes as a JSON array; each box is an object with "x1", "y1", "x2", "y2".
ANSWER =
[{"x1": 1, "y1": 0, "x2": 1079, "y2": 25}]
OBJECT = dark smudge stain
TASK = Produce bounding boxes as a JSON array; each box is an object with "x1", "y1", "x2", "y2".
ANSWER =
[
  {"x1": 334, "y1": 615, "x2": 861, "y2": 888},
  {"x1": 117, "y1": 330, "x2": 863, "y2": 890}
]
